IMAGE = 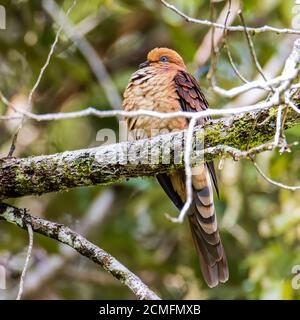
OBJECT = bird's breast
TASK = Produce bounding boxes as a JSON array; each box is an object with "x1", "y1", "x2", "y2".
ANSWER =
[{"x1": 123, "y1": 67, "x2": 187, "y2": 138}]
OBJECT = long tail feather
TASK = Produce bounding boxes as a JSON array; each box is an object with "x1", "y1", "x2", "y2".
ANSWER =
[{"x1": 188, "y1": 165, "x2": 229, "y2": 287}]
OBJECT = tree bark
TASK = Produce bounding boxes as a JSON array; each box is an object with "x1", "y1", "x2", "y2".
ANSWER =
[
  {"x1": 0, "y1": 203, "x2": 161, "y2": 300},
  {"x1": 0, "y1": 108, "x2": 299, "y2": 199}
]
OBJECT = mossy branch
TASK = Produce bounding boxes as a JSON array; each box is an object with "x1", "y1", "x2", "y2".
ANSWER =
[{"x1": 0, "y1": 108, "x2": 299, "y2": 199}]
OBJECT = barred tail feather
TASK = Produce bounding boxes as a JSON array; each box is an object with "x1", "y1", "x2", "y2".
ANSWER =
[{"x1": 189, "y1": 165, "x2": 229, "y2": 287}]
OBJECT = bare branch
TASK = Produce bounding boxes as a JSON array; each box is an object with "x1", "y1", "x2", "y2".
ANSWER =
[
  {"x1": 212, "y1": 73, "x2": 297, "y2": 98},
  {"x1": 8, "y1": 0, "x2": 77, "y2": 157},
  {"x1": 194, "y1": 0, "x2": 240, "y2": 66},
  {"x1": 225, "y1": 36, "x2": 296, "y2": 109},
  {"x1": 22, "y1": 189, "x2": 115, "y2": 298},
  {"x1": 1, "y1": 35, "x2": 299, "y2": 126},
  {"x1": 274, "y1": 105, "x2": 283, "y2": 146},
  {"x1": 211, "y1": 35, "x2": 300, "y2": 98},
  {"x1": 1, "y1": 108, "x2": 299, "y2": 200},
  {"x1": 0, "y1": 98, "x2": 282, "y2": 122},
  {"x1": 0, "y1": 203, "x2": 160, "y2": 300},
  {"x1": 161, "y1": 0, "x2": 300, "y2": 35},
  {"x1": 16, "y1": 223, "x2": 33, "y2": 300},
  {"x1": 42, "y1": 0, "x2": 122, "y2": 110},
  {"x1": 166, "y1": 117, "x2": 197, "y2": 223},
  {"x1": 28, "y1": 1, "x2": 77, "y2": 107},
  {"x1": 253, "y1": 161, "x2": 300, "y2": 191},
  {"x1": 221, "y1": 0, "x2": 248, "y2": 84},
  {"x1": 238, "y1": 10, "x2": 269, "y2": 83}
]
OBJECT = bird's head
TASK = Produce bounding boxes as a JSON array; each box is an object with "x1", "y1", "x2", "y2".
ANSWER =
[{"x1": 139, "y1": 48, "x2": 186, "y2": 69}]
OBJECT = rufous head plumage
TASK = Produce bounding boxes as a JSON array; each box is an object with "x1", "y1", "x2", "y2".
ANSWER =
[{"x1": 139, "y1": 47, "x2": 186, "y2": 69}]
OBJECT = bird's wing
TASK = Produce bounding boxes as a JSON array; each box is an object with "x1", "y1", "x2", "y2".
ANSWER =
[
  {"x1": 175, "y1": 70, "x2": 219, "y2": 195},
  {"x1": 157, "y1": 70, "x2": 228, "y2": 287},
  {"x1": 157, "y1": 70, "x2": 219, "y2": 204},
  {"x1": 174, "y1": 70, "x2": 209, "y2": 114}
]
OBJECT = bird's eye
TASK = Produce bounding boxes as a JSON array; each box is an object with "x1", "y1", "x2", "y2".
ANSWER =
[{"x1": 159, "y1": 56, "x2": 168, "y2": 62}]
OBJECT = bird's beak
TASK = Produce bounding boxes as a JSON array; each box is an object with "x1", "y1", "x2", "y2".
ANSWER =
[{"x1": 139, "y1": 60, "x2": 150, "y2": 69}]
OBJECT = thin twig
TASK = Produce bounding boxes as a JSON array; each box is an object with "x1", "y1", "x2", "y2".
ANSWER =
[
  {"x1": 1, "y1": 37, "x2": 300, "y2": 124},
  {"x1": 286, "y1": 95, "x2": 300, "y2": 114},
  {"x1": 194, "y1": 0, "x2": 240, "y2": 66},
  {"x1": 223, "y1": 36, "x2": 296, "y2": 109},
  {"x1": 16, "y1": 223, "x2": 33, "y2": 300},
  {"x1": 28, "y1": 1, "x2": 77, "y2": 108},
  {"x1": 223, "y1": 0, "x2": 248, "y2": 83},
  {"x1": 274, "y1": 105, "x2": 283, "y2": 146},
  {"x1": 0, "y1": 203, "x2": 160, "y2": 300},
  {"x1": 166, "y1": 117, "x2": 197, "y2": 223},
  {"x1": 43, "y1": 0, "x2": 122, "y2": 110},
  {"x1": 7, "y1": 0, "x2": 77, "y2": 157},
  {"x1": 0, "y1": 98, "x2": 281, "y2": 121},
  {"x1": 207, "y1": 1, "x2": 218, "y2": 87},
  {"x1": 224, "y1": 42, "x2": 249, "y2": 83},
  {"x1": 253, "y1": 160, "x2": 300, "y2": 191},
  {"x1": 238, "y1": 10, "x2": 269, "y2": 84},
  {"x1": 21, "y1": 189, "x2": 115, "y2": 298},
  {"x1": 161, "y1": 0, "x2": 300, "y2": 35},
  {"x1": 212, "y1": 73, "x2": 297, "y2": 98}
]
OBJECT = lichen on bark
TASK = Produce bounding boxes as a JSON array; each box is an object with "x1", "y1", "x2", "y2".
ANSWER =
[{"x1": 0, "y1": 108, "x2": 299, "y2": 199}]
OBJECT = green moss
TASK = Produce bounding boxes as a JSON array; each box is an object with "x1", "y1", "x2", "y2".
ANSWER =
[
  {"x1": 111, "y1": 269, "x2": 127, "y2": 281},
  {"x1": 1, "y1": 108, "x2": 299, "y2": 199},
  {"x1": 15, "y1": 168, "x2": 31, "y2": 192}
]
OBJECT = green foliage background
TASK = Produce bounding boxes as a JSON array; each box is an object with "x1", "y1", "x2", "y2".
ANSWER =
[{"x1": 1, "y1": 0, "x2": 300, "y2": 299}]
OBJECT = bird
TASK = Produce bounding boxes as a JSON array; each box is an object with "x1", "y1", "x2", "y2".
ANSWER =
[{"x1": 122, "y1": 47, "x2": 228, "y2": 288}]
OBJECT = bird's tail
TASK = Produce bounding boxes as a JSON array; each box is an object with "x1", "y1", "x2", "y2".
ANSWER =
[{"x1": 188, "y1": 165, "x2": 228, "y2": 288}]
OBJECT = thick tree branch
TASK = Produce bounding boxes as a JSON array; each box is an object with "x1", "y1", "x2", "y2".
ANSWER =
[
  {"x1": 0, "y1": 203, "x2": 160, "y2": 300},
  {"x1": 0, "y1": 108, "x2": 299, "y2": 199}
]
